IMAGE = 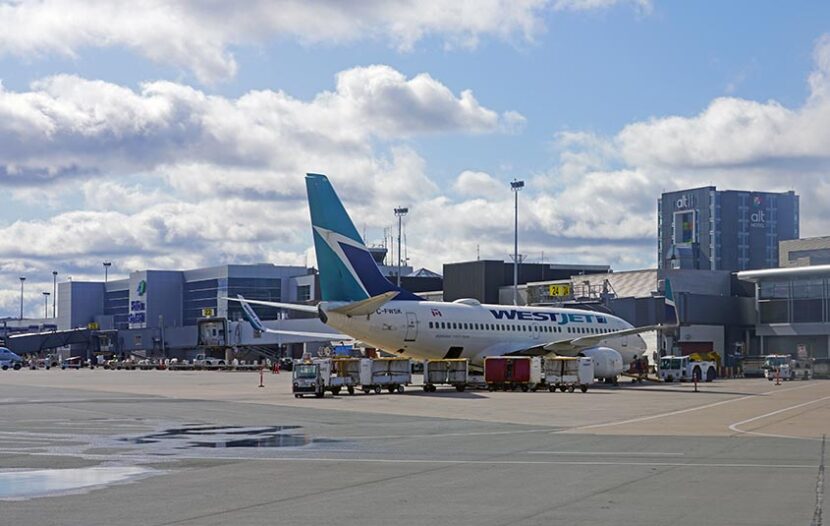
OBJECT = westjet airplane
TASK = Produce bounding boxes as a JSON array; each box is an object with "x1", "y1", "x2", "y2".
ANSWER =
[{"x1": 230, "y1": 173, "x2": 678, "y2": 381}]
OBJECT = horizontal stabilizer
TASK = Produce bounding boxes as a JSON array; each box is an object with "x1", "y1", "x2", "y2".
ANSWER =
[
  {"x1": 223, "y1": 297, "x2": 319, "y2": 314},
  {"x1": 261, "y1": 329, "x2": 350, "y2": 340},
  {"x1": 329, "y1": 291, "x2": 399, "y2": 317}
]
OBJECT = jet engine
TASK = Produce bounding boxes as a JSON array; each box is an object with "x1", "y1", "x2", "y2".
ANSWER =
[{"x1": 579, "y1": 347, "x2": 623, "y2": 384}]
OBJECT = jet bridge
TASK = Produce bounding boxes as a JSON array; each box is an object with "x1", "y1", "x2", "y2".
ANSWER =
[{"x1": 6, "y1": 328, "x2": 96, "y2": 356}]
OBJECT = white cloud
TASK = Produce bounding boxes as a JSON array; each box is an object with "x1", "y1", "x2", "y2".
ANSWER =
[
  {"x1": 453, "y1": 170, "x2": 506, "y2": 198},
  {"x1": 0, "y1": 66, "x2": 521, "y2": 188},
  {"x1": 617, "y1": 35, "x2": 830, "y2": 172},
  {"x1": 544, "y1": 33, "x2": 830, "y2": 247},
  {"x1": 0, "y1": 1, "x2": 652, "y2": 83},
  {"x1": 0, "y1": 0, "x2": 542, "y2": 83}
]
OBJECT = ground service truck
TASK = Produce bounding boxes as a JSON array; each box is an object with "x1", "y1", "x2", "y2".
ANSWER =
[{"x1": 659, "y1": 355, "x2": 717, "y2": 383}]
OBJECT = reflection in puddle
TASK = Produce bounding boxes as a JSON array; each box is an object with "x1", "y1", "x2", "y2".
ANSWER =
[
  {"x1": 122, "y1": 425, "x2": 331, "y2": 449},
  {"x1": 0, "y1": 466, "x2": 155, "y2": 499}
]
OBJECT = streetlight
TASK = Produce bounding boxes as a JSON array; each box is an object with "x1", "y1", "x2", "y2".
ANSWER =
[
  {"x1": 42, "y1": 292, "x2": 50, "y2": 319},
  {"x1": 19, "y1": 276, "x2": 26, "y2": 320},
  {"x1": 394, "y1": 207, "x2": 409, "y2": 287},
  {"x1": 52, "y1": 271, "x2": 58, "y2": 318},
  {"x1": 103, "y1": 261, "x2": 112, "y2": 283},
  {"x1": 510, "y1": 179, "x2": 525, "y2": 306}
]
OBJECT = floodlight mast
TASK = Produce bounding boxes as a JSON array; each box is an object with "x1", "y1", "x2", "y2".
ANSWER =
[
  {"x1": 394, "y1": 207, "x2": 409, "y2": 287},
  {"x1": 510, "y1": 179, "x2": 525, "y2": 306}
]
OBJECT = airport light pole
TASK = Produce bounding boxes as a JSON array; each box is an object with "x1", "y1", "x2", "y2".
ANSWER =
[
  {"x1": 103, "y1": 261, "x2": 111, "y2": 283},
  {"x1": 42, "y1": 292, "x2": 50, "y2": 318},
  {"x1": 510, "y1": 179, "x2": 525, "y2": 306},
  {"x1": 52, "y1": 271, "x2": 58, "y2": 318},
  {"x1": 394, "y1": 207, "x2": 408, "y2": 287},
  {"x1": 19, "y1": 276, "x2": 26, "y2": 320}
]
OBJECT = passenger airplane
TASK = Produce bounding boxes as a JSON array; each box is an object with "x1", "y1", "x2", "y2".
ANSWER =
[{"x1": 230, "y1": 173, "x2": 678, "y2": 381}]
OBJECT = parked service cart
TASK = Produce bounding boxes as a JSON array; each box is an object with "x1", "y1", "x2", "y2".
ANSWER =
[
  {"x1": 360, "y1": 358, "x2": 411, "y2": 394},
  {"x1": 292, "y1": 360, "x2": 327, "y2": 398},
  {"x1": 330, "y1": 358, "x2": 360, "y2": 395},
  {"x1": 544, "y1": 356, "x2": 593, "y2": 393},
  {"x1": 422, "y1": 359, "x2": 469, "y2": 392},
  {"x1": 484, "y1": 356, "x2": 542, "y2": 392},
  {"x1": 762, "y1": 354, "x2": 812, "y2": 381}
]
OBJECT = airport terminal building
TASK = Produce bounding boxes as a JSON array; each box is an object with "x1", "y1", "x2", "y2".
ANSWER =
[
  {"x1": 58, "y1": 264, "x2": 317, "y2": 333},
  {"x1": 658, "y1": 187, "x2": 799, "y2": 271}
]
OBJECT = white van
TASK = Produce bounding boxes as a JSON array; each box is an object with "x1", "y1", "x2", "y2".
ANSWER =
[{"x1": 0, "y1": 347, "x2": 23, "y2": 370}]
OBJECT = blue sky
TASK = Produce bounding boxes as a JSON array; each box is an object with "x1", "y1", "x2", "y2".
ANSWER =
[{"x1": 1, "y1": 0, "x2": 829, "y2": 317}]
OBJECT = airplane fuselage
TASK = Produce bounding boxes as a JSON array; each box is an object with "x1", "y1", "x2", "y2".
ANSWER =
[{"x1": 321, "y1": 299, "x2": 647, "y2": 366}]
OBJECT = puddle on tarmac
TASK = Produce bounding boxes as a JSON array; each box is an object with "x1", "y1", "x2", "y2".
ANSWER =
[
  {"x1": 121, "y1": 425, "x2": 333, "y2": 449},
  {"x1": 0, "y1": 466, "x2": 156, "y2": 500}
]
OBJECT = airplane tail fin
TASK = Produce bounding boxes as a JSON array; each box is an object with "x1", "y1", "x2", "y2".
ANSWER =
[
  {"x1": 237, "y1": 295, "x2": 267, "y2": 332},
  {"x1": 664, "y1": 279, "x2": 679, "y2": 326},
  {"x1": 305, "y1": 173, "x2": 422, "y2": 302}
]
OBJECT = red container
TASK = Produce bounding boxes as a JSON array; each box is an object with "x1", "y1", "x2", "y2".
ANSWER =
[{"x1": 484, "y1": 357, "x2": 531, "y2": 383}]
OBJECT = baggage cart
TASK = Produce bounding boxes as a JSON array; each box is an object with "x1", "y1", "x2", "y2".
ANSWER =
[
  {"x1": 330, "y1": 358, "x2": 360, "y2": 395},
  {"x1": 544, "y1": 356, "x2": 593, "y2": 393},
  {"x1": 422, "y1": 359, "x2": 469, "y2": 392},
  {"x1": 484, "y1": 356, "x2": 542, "y2": 392},
  {"x1": 359, "y1": 358, "x2": 411, "y2": 394}
]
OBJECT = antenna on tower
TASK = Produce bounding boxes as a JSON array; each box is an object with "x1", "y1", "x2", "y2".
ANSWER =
[{"x1": 476, "y1": 244, "x2": 480, "y2": 261}]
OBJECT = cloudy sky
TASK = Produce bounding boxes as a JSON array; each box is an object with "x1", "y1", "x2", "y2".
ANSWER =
[{"x1": 1, "y1": 0, "x2": 829, "y2": 317}]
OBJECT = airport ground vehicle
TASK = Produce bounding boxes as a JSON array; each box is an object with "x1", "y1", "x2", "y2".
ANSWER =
[
  {"x1": 61, "y1": 357, "x2": 82, "y2": 369},
  {"x1": 484, "y1": 356, "x2": 542, "y2": 391},
  {"x1": 360, "y1": 357, "x2": 410, "y2": 394},
  {"x1": 659, "y1": 355, "x2": 717, "y2": 383},
  {"x1": 763, "y1": 355, "x2": 792, "y2": 381},
  {"x1": 193, "y1": 354, "x2": 225, "y2": 367},
  {"x1": 423, "y1": 359, "x2": 468, "y2": 392},
  {"x1": 763, "y1": 355, "x2": 812, "y2": 381},
  {"x1": 330, "y1": 358, "x2": 359, "y2": 395},
  {"x1": 741, "y1": 356, "x2": 766, "y2": 377},
  {"x1": 0, "y1": 347, "x2": 22, "y2": 370},
  {"x1": 791, "y1": 358, "x2": 813, "y2": 380},
  {"x1": 293, "y1": 357, "x2": 409, "y2": 397},
  {"x1": 292, "y1": 361, "x2": 327, "y2": 398},
  {"x1": 544, "y1": 357, "x2": 593, "y2": 393}
]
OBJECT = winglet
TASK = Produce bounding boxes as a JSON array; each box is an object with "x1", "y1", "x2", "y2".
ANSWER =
[
  {"x1": 664, "y1": 279, "x2": 678, "y2": 326},
  {"x1": 237, "y1": 294, "x2": 266, "y2": 332}
]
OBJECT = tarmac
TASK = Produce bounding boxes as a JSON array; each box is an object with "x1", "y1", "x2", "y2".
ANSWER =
[{"x1": 0, "y1": 369, "x2": 827, "y2": 525}]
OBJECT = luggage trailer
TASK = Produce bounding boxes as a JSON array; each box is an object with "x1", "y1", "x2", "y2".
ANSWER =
[
  {"x1": 543, "y1": 356, "x2": 594, "y2": 393},
  {"x1": 484, "y1": 356, "x2": 543, "y2": 392},
  {"x1": 422, "y1": 359, "x2": 469, "y2": 392}
]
